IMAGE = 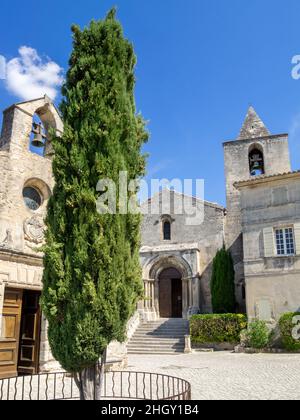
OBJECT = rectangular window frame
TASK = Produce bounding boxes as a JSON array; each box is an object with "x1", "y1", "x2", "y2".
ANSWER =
[{"x1": 274, "y1": 226, "x2": 295, "y2": 257}]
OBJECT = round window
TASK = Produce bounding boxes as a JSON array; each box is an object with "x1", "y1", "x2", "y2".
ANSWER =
[{"x1": 23, "y1": 187, "x2": 42, "y2": 211}]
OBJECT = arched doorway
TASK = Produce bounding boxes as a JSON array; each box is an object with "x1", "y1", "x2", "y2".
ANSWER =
[{"x1": 159, "y1": 268, "x2": 182, "y2": 318}]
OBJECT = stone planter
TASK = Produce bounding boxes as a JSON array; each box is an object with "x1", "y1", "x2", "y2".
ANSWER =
[
  {"x1": 234, "y1": 345, "x2": 300, "y2": 354},
  {"x1": 192, "y1": 342, "x2": 236, "y2": 351}
]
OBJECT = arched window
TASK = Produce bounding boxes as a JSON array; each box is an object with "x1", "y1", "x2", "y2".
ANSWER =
[
  {"x1": 163, "y1": 220, "x2": 171, "y2": 241},
  {"x1": 249, "y1": 147, "x2": 265, "y2": 176}
]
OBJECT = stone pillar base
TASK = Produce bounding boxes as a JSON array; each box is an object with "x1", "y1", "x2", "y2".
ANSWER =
[{"x1": 138, "y1": 309, "x2": 159, "y2": 322}]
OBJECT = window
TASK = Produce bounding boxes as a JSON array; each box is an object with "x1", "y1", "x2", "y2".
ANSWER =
[
  {"x1": 249, "y1": 147, "x2": 264, "y2": 176},
  {"x1": 275, "y1": 227, "x2": 295, "y2": 256},
  {"x1": 23, "y1": 187, "x2": 42, "y2": 211},
  {"x1": 163, "y1": 220, "x2": 171, "y2": 241}
]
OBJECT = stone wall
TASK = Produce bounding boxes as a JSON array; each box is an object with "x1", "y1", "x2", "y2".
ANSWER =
[
  {"x1": 237, "y1": 174, "x2": 300, "y2": 320},
  {"x1": 140, "y1": 190, "x2": 225, "y2": 315},
  {"x1": 223, "y1": 132, "x2": 292, "y2": 312},
  {"x1": 0, "y1": 97, "x2": 62, "y2": 372}
]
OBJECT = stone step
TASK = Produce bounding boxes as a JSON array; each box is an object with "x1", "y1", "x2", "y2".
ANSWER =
[
  {"x1": 129, "y1": 337, "x2": 185, "y2": 343},
  {"x1": 140, "y1": 322, "x2": 188, "y2": 328},
  {"x1": 138, "y1": 324, "x2": 188, "y2": 328},
  {"x1": 127, "y1": 318, "x2": 188, "y2": 355},
  {"x1": 134, "y1": 331, "x2": 187, "y2": 337},
  {"x1": 128, "y1": 349, "x2": 184, "y2": 355},
  {"x1": 128, "y1": 341, "x2": 184, "y2": 347},
  {"x1": 136, "y1": 328, "x2": 188, "y2": 333}
]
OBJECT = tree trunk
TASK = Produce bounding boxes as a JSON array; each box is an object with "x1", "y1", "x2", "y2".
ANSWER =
[{"x1": 74, "y1": 348, "x2": 107, "y2": 400}]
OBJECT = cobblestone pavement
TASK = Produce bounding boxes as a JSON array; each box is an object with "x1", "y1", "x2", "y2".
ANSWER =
[{"x1": 127, "y1": 351, "x2": 300, "y2": 400}]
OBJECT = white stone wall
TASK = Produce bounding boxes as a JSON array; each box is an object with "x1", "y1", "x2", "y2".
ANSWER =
[
  {"x1": 140, "y1": 190, "x2": 225, "y2": 315},
  {"x1": 238, "y1": 174, "x2": 300, "y2": 320},
  {"x1": 223, "y1": 132, "x2": 292, "y2": 312},
  {"x1": 106, "y1": 311, "x2": 141, "y2": 369},
  {"x1": 246, "y1": 273, "x2": 300, "y2": 321}
]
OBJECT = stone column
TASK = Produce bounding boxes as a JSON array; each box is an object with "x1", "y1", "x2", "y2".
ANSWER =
[
  {"x1": 145, "y1": 281, "x2": 150, "y2": 309},
  {"x1": 39, "y1": 314, "x2": 61, "y2": 373},
  {"x1": 154, "y1": 279, "x2": 160, "y2": 315},
  {"x1": 189, "y1": 276, "x2": 200, "y2": 315},
  {"x1": 182, "y1": 279, "x2": 188, "y2": 319},
  {"x1": 189, "y1": 279, "x2": 193, "y2": 307}
]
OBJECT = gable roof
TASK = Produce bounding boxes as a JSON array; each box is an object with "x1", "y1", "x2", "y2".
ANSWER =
[
  {"x1": 141, "y1": 188, "x2": 224, "y2": 211},
  {"x1": 237, "y1": 106, "x2": 270, "y2": 140}
]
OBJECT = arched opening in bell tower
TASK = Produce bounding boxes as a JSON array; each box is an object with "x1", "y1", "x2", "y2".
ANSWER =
[{"x1": 249, "y1": 144, "x2": 265, "y2": 176}]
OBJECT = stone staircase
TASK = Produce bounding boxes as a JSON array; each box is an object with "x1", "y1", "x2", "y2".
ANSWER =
[{"x1": 127, "y1": 318, "x2": 189, "y2": 355}]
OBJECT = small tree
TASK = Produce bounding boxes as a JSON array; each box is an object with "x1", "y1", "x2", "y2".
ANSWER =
[
  {"x1": 41, "y1": 9, "x2": 148, "y2": 400},
  {"x1": 211, "y1": 247, "x2": 236, "y2": 313}
]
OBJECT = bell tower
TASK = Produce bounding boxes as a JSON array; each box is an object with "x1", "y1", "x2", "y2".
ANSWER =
[
  {"x1": 0, "y1": 95, "x2": 63, "y2": 253},
  {"x1": 0, "y1": 96, "x2": 63, "y2": 376},
  {"x1": 223, "y1": 106, "x2": 291, "y2": 310}
]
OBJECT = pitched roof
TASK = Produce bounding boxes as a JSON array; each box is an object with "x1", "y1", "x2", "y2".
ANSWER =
[
  {"x1": 237, "y1": 106, "x2": 270, "y2": 140},
  {"x1": 141, "y1": 188, "x2": 225, "y2": 211},
  {"x1": 234, "y1": 170, "x2": 300, "y2": 188}
]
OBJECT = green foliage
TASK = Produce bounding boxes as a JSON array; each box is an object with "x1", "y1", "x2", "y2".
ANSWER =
[
  {"x1": 244, "y1": 320, "x2": 272, "y2": 349},
  {"x1": 190, "y1": 314, "x2": 247, "y2": 344},
  {"x1": 279, "y1": 313, "x2": 300, "y2": 352},
  {"x1": 41, "y1": 9, "x2": 148, "y2": 373},
  {"x1": 211, "y1": 248, "x2": 236, "y2": 313}
]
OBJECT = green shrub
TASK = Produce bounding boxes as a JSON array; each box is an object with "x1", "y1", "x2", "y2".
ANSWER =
[
  {"x1": 211, "y1": 248, "x2": 236, "y2": 313},
  {"x1": 190, "y1": 314, "x2": 247, "y2": 344},
  {"x1": 244, "y1": 320, "x2": 272, "y2": 349},
  {"x1": 279, "y1": 313, "x2": 300, "y2": 352}
]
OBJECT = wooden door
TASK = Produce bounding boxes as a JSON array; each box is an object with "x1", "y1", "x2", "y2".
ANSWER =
[
  {"x1": 159, "y1": 268, "x2": 182, "y2": 318},
  {"x1": 18, "y1": 290, "x2": 41, "y2": 375},
  {"x1": 159, "y1": 278, "x2": 172, "y2": 318},
  {"x1": 171, "y1": 278, "x2": 183, "y2": 318},
  {"x1": 0, "y1": 288, "x2": 23, "y2": 379}
]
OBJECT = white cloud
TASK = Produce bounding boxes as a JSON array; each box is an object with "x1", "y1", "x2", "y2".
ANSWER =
[{"x1": 5, "y1": 46, "x2": 64, "y2": 101}]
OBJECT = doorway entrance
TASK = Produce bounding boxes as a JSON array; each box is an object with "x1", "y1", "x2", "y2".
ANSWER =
[
  {"x1": 159, "y1": 268, "x2": 182, "y2": 318},
  {"x1": 0, "y1": 288, "x2": 41, "y2": 379}
]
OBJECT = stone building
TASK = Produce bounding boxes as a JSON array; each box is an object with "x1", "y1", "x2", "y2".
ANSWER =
[
  {"x1": 0, "y1": 97, "x2": 299, "y2": 377},
  {"x1": 138, "y1": 190, "x2": 225, "y2": 321},
  {"x1": 0, "y1": 96, "x2": 63, "y2": 379},
  {"x1": 138, "y1": 106, "x2": 300, "y2": 322},
  {"x1": 224, "y1": 107, "x2": 300, "y2": 322}
]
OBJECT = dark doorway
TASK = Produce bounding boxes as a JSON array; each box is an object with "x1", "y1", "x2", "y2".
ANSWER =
[
  {"x1": 159, "y1": 268, "x2": 182, "y2": 318},
  {"x1": 0, "y1": 288, "x2": 41, "y2": 379},
  {"x1": 18, "y1": 290, "x2": 41, "y2": 376}
]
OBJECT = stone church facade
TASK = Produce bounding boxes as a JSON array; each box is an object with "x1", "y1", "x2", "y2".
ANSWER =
[
  {"x1": 138, "y1": 106, "x2": 300, "y2": 322},
  {"x1": 0, "y1": 97, "x2": 299, "y2": 378}
]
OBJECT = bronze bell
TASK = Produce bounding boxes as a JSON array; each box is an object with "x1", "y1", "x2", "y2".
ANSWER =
[
  {"x1": 31, "y1": 123, "x2": 46, "y2": 148},
  {"x1": 251, "y1": 161, "x2": 261, "y2": 170}
]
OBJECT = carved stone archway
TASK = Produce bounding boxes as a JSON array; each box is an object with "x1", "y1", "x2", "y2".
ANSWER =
[{"x1": 140, "y1": 255, "x2": 194, "y2": 320}]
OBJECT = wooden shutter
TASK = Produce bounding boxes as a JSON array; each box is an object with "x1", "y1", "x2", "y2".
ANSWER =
[
  {"x1": 294, "y1": 223, "x2": 300, "y2": 255},
  {"x1": 263, "y1": 227, "x2": 275, "y2": 257}
]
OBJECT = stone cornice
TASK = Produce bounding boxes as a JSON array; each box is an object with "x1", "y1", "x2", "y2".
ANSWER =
[
  {"x1": 140, "y1": 243, "x2": 200, "y2": 254},
  {"x1": 0, "y1": 248, "x2": 43, "y2": 267},
  {"x1": 223, "y1": 133, "x2": 288, "y2": 147},
  {"x1": 234, "y1": 170, "x2": 300, "y2": 189}
]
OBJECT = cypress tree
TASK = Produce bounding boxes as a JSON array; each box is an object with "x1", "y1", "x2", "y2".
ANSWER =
[
  {"x1": 211, "y1": 248, "x2": 236, "y2": 313},
  {"x1": 41, "y1": 9, "x2": 148, "y2": 398}
]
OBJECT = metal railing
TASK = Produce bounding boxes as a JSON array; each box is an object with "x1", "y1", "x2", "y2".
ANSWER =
[{"x1": 0, "y1": 371, "x2": 191, "y2": 400}]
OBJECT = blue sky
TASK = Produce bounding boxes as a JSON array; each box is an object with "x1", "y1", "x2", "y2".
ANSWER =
[{"x1": 1, "y1": 0, "x2": 300, "y2": 206}]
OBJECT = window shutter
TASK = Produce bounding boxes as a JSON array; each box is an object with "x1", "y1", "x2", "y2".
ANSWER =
[
  {"x1": 263, "y1": 227, "x2": 274, "y2": 257},
  {"x1": 294, "y1": 223, "x2": 300, "y2": 255}
]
